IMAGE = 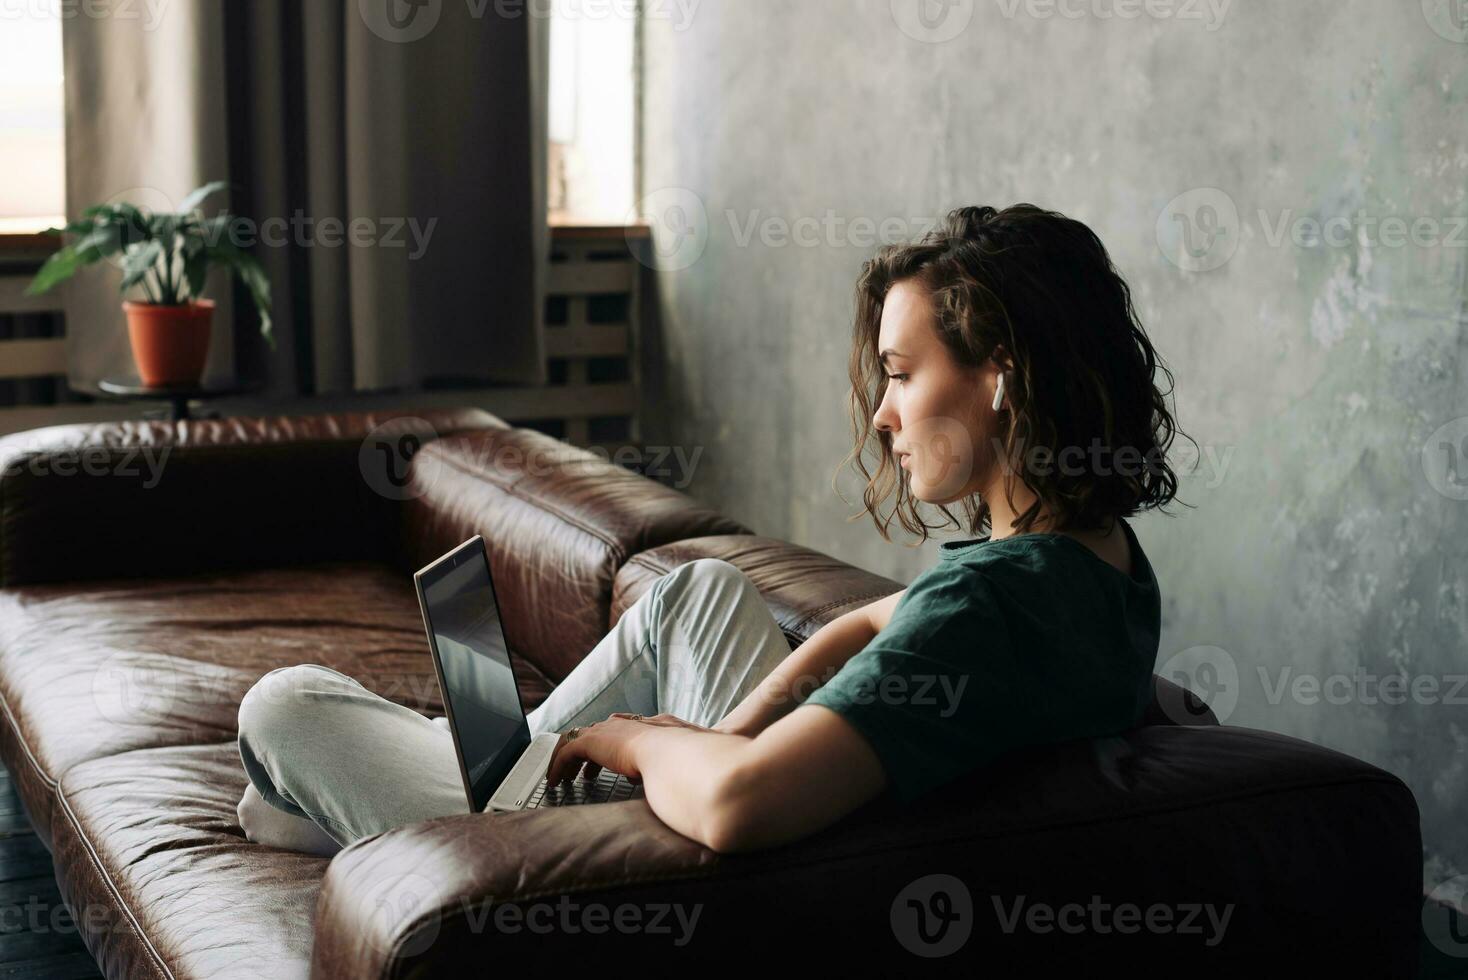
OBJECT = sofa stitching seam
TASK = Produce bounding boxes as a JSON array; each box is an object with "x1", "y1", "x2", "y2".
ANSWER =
[
  {"x1": 0, "y1": 458, "x2": 8, "y2": 587},
  {"x1": 0, "y1": 689, "x2": 57, "y2": 794},
  {"x1": 619, "y1": 555, "x2": 673, "y2": 583},
  {"x1": 432, "y1": 452, "x2": 629, "y2": 563},
  {"x1": 54, "y1": 785, "x2": 175, "y2": 980},
  {"x1": 0, "y1": 411, "x2": 494, "y2": 459},
  {"x1": 791, "y1": 590, "x2": 897, "y2": 627}
]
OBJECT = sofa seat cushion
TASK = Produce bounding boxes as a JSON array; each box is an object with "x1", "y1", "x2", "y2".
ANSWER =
[
  {"x1": 0, "y1": 560, "x2": 555, "y2": 843},
  {"x1": 51, "y1": 742, "x2": 325, "y2": 980}
]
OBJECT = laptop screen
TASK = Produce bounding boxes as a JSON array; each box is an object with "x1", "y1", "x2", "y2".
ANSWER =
[{"x1": 417, "y1": 539, "x2": 529, "y2": 812}]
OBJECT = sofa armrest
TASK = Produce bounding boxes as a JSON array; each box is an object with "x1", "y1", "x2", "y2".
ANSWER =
[
  {"x1": 311, "y1": 725, "x2": 1420, "y2": 975},
  {"x1": 0, "y1": 408, "x2": 504, "y2": 586}
]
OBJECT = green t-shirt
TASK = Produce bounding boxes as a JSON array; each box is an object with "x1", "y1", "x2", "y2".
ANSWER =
[{"x1": 804, "y1": 519, "x2": 1161, "y2": 803}]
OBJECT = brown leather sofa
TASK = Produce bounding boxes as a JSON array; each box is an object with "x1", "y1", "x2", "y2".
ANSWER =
[{"x1": 0, "y1": 409, "x2": 1422, "y2": 977}]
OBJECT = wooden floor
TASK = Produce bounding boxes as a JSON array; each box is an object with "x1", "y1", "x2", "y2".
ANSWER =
[{"x1": 0, "y1": 766, "x2": 100, "y2": 980}]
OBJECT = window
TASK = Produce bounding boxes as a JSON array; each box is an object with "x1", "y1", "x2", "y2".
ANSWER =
[
  {"x1": 0, "y1": 9, "x2": 65, "y2": 233},
  {"x1": 547, "y1": 4, "x2": 634, "y2": 225}
]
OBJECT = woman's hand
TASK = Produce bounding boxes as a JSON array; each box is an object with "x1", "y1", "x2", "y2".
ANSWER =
[
  {"x1": 543, "y1": 713, "x2": 717, "y2": 786},
  {"x1": 543, "y1": 717, "x2": 646, "y2": 786}
]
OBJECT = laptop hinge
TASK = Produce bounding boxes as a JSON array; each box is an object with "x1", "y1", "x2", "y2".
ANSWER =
[{"x1": 486, "y1": 732, "x2": 560, "y2": 811}]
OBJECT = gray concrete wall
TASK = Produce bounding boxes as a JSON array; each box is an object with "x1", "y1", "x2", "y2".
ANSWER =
[{"x1": 640, "y1": 0, "x2": 1468, "y2": 887}]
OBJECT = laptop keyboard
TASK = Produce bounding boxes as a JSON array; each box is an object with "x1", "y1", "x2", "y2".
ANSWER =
[{"x1": 526, "y1": 768, "x2": 637, "y2": 809}]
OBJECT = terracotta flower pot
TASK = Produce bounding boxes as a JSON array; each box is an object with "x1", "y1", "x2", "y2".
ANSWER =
[{"x1": 122, "y1": 300, "x2": 214, "y2": 387}]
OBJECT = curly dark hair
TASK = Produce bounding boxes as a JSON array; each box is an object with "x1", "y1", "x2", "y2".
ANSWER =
[{"x1": 837, "y1": 203, "x2": 1192, "y2": 542}]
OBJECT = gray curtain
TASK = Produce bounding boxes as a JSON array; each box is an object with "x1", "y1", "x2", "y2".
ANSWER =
[{"x1": 63, "y1": 0, "x2": 548, "y2": 395}]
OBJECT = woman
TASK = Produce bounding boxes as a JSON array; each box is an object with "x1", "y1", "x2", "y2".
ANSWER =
[{"x1": 235, "y1": 203, "x2": 1185, "y2": 856}]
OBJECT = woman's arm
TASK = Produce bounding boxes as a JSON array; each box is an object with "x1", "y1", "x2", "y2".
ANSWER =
[
  {"x1": 713, "y1": 589, "x2": 906, "y2": 737},
  {"x1": 539, "y1": 589, "x2": 906, "y2": 851},
  {"x1": 642, "y1": 706, "x2": 886, "y2": 852},
  {"x1": 543, "y1": 707, "x2": 886, "y2": 854}
]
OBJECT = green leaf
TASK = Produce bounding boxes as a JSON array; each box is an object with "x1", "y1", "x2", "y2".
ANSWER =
[
  {"x1": 86, "y1": 202, "x2": 142, "y2": 231},
  {"x1": 234, "y1": 254, "x2": 274, "y2": 345},
  {"x1": 25, "y1": 219, "x2": 130, "y2": 296},
  {"x1": 149, "y1": 213, "x2": 179, "y2": 244},
  {"x1": 121, "y1": 240, "x2": 164, "y2": 294},
  {"x1": 72, "y1": 224, "x2": 122, "y2": 264},
  {"x1": 25, "y1": 245, "x2": 81, "y2": 296},
  {"x1": 182, "y1": 237, "x2": 209, "y2": 301},
  {"x1": 114, "y1": 206, "x2": 153, "y2": 252},
  {"x1": 207, "y1": 242, "x2": 275, "y2": 349},
  {"x1": 258, "y1": 309, "x2": 276, "y2": 350},
  {"x1": 178, "y1": 181, "x2": 229, "y2": 215}
]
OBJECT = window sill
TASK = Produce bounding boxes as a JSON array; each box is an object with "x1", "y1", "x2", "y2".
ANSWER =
[
  {"x1": 550, "y1": 220, "x2": 650, "y2": 241},
  {"x1": 0, "y1": 231, "x2": 60, "y2": 253}
]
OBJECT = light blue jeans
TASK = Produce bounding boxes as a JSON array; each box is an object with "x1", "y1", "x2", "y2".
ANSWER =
[{"x1": 235, "y1": 558, "x2": 793, "y2": 853}]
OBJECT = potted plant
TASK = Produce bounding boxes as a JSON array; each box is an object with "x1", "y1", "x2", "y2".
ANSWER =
[{"x1": 26, "y1": 181, "x2": 275, "y2": 387}]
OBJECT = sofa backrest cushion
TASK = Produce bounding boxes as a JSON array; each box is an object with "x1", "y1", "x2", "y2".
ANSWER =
[
  {"x1": 396, "y1": 428, "x2": 751, "y2": 681},
  {"x1": 0, "y1": 408, "x2": 504, "y2": 587},
  {"x1": 611, "y1": 535, "x2": 904, "y2": 650}
]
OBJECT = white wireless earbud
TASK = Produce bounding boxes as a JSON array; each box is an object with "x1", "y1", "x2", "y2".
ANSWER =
[{"x1": 991, "y1": 372, "x2": 1007, "y2": 412}]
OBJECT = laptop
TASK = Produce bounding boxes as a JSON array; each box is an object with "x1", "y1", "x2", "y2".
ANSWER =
[{"x1": 413, "y1": 535, "x2": 643, "y2": 813}]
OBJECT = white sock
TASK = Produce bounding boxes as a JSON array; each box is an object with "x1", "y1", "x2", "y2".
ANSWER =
[{"x1": 236, "y1": 782, "x2": 343, "y2": 857}]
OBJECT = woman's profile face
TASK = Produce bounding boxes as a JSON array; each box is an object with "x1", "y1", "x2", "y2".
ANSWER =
[{"x1": 872, "y1": 279, "x2": 999, "y2": 505}]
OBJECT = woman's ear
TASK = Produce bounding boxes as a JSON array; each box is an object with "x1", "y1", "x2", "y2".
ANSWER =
[
  {"x1": 989, "y1": 344, "x2": 1015, "y2": 374},
  {"x1": 985, "y1": 346, "x2": 1014, "y2": 413}
]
